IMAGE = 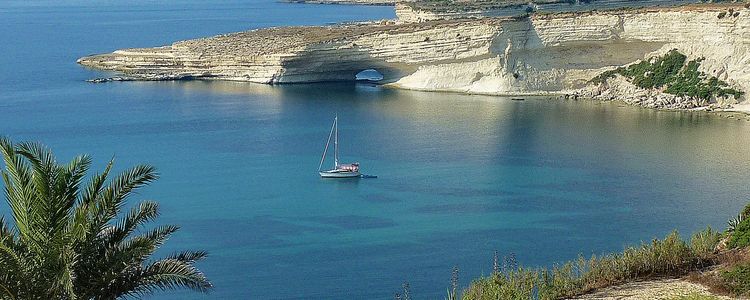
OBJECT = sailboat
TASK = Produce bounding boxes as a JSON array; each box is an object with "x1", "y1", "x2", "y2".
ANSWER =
[{"x1": 318, "y1": 115, "x2": 361, "y2": 178}]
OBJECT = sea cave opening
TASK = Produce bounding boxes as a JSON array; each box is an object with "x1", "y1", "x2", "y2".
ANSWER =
[{"x1": 355, "y1": 69, "x2": 384, "y2": 82}]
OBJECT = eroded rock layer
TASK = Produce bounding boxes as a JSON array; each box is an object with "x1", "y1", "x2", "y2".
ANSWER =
[{"x1": 78, "y1": 5, "x2": 750, "y2": 108}]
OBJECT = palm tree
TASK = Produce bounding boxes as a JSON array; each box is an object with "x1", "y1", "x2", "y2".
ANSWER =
[{"x1": 0, "y1": 138, "x2": 211, "y2": 299}]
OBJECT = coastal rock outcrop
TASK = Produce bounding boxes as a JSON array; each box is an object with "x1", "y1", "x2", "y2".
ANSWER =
[
  {"x1": 78, "y1": 19, "x2": 504, "y2": 84},
  {"x1": 78, "y1": 4, "x2": 750, "y2": 110}
]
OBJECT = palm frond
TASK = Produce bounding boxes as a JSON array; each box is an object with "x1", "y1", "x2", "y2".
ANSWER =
[
  {"x1": 45, "y1": 155, "x2": 91, "y2": 247},
  {"x1": 96, "y1": 254, "x2": 212, "y2": 299},
  {"x1": 58, "y1": 245, "x2": 78, "y2": 300},
  {"x1": 91, "y1": 165, "x2": 158, "y2": 233},
  {"x1": 15, "y1": 142, "x2": 58, "y2": 212},
  {"x1": 117, "y1": 224, "x2": 179, "y2": 252},
  {"x1": 106, "y1": 201, "x2": 160, "y2": 246},
  {"x1": 0, "y1": 243, "x2": 23, "y2": 278},
  {"x1": 0, "y1": 217, "x2": 26, "y2": 293},
  {"x1": 166, "y1": 250, "x2": 208, "y2": 264},
  {"x1": 0, "y1": 139, "x2": 36, "y2": 245},
  {"x1": 0, "y1": 243, "x2": 26, "y2": 300},
  {"x1": 0, "y1": 217, "x2": 16, "y2": 245},
  {"x1": 101, "y1": 225, "x2": 180, "y2": 269},
  {"x1": 137, "y1": 257, "x2": 212, "y2": 294},
  {"x1": 57, "y1": 155, "x2": 91, "y2": 214},
  {"x1": 71, "y1": 159, "x2": 113, "y2": 243}
]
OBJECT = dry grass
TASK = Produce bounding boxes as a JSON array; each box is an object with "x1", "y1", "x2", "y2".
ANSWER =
[{"x1": 461, "y1": 228, "x2": 723, "y2": 300}]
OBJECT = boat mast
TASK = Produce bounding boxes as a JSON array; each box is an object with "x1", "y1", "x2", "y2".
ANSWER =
[
  {"x1": 334, "y1": 114, "x2": 339, "y2": 168},
  {"x1": 318, "y1": 117, "x2": 336, "y2": 171}
]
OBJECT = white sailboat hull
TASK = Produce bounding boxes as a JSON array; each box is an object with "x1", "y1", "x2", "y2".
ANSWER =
[{"x1": 319, "y1": 170, "x2": 361, "y2": 178}]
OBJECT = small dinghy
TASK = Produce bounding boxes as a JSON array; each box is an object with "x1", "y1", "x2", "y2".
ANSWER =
[{"x1": 318, "y1": 115, "x2": 361, "y2": 178}]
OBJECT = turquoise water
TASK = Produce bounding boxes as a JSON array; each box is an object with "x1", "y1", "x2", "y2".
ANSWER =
[{"x1": 2, "y1": 1, "x2": 750, "y2": 299}]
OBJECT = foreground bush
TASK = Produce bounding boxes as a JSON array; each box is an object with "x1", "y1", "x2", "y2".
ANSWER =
[
  {"x1": 728, "y1": 217, "x2": 750, "y2": 249},
  {"x1": 462, "y1": 228, "x2": 721, "y2": 300},
  {"x1": 721, "y1": 262, "x2": 750, "y2": 296},
  {"x1": 0, "y1": 138, "x2": 211, "y2": 299}
]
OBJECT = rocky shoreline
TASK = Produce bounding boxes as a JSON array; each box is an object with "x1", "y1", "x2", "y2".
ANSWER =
[{"x1": 579, "y1": 76, "x2": 738, "y2": 111}]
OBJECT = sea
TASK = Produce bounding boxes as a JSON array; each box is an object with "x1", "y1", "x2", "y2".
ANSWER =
[{"x1": 1, "y1": 0, "x2": 749, "y2": 299}]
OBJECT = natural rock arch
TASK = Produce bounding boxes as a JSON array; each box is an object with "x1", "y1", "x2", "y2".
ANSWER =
[{"x1": 355, "y1": 69, "x2": 385, "y2": 82}]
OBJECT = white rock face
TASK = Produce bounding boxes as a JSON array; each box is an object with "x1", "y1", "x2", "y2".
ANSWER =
[
  {"x1": 392, "y1": 57, "x2": 516, "y2": 93},
  {"x1": 78, "y1": 5, "x2": 750, "y2": 109}
]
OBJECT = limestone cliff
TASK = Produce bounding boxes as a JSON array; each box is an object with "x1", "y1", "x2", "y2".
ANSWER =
[{"x1": 78, "y1": 4, "x2": 750, "y2": 110}]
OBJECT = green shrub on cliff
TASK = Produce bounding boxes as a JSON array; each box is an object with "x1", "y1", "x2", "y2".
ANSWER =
[
  {"x1": 592, "y1": 50, "x2": 685, "y2": 87},
  {"x1": 590, "y1": 67, "x2": 623, "y2": 85},
  {"x1": 666, "y1": 59, "x2": 744, "y2": 100},
  {"x1": 627, "y1": 50, "x2": 685, "y2": 89},
  {"x1": 721, "y1": 262, "x2": 750, "y2": 296},
  {"x1": 591, "y1": 49, "x2": 744, "y2": 101},
  {"x1": 728, "y1": 217, "x2": 750, "y2": 249}
]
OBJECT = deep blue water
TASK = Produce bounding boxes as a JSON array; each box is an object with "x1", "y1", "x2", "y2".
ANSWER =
[{"x1": 2, "y1": 1, "x2": 750, "y2": 299}]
